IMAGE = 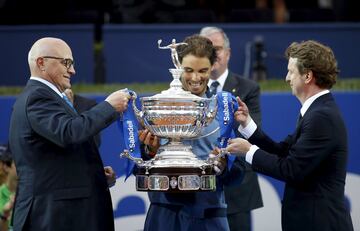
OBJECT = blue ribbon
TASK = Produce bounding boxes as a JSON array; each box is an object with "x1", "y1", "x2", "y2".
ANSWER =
[
  {"x1": 215, "y1": 91, "x2": 239, "y2": 170},
  {"x1": 117, "y1": 90, "x2": 141, "y2": 180}
]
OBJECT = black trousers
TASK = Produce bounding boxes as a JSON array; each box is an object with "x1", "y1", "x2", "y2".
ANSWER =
[{"x1": 227, "y1": 211, "x2": 251, "y2": 231}]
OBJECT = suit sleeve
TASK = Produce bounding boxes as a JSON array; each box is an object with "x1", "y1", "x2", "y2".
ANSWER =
[
  {"x1": 74, "y1": 95, "x2": 102, "y2": 147},
  {"x1": 26, "y1": 89, "x2": 118, "y2": 147},
  {"x1": 249, "y1": 127, "x2": 292, "y2": 157},
  {"x1": 250, "y1": 110, "x2": 336, "y2": 183}
]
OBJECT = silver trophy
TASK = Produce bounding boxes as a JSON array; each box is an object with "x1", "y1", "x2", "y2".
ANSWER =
[{"x1": 121, "y1": 39, "x2": 224, "y2": 192}]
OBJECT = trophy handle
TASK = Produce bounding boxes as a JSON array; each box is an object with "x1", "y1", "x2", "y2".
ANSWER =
[
  {"x1": 205, "y1": 148, "x2": 229, "y2": 165},
  {"x1": 131, "y1": 91, "x2": 144, "y2": 125},
  {"x1": 120, "y1": 149, "x2": 144, "y2": 166},
  {"x1": 205, "y1": 96, "x2": 218, "y2": 126}
]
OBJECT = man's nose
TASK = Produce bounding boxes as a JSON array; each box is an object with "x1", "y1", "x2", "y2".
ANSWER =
[
  {"x1": 285, "y1": 73, "x2": 290, "y2": 82},
  {"x1": 192, "y1": 72, "x2": 201, "y2": 80},
  {"x1": 68, "y1": 65, "x2": 76, "y2": 75}
]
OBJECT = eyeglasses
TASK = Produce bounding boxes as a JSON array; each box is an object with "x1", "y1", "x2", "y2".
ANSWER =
[{"x1": 42, "y1": 56, "x2": 74, "y2": 69}]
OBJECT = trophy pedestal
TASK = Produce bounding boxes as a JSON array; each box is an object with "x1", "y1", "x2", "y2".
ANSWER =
[
  {"x1": 135, "y1": 165, "x2": 216, "y2": 192},
  {"x1": 134, "y1": 142, "x2": 217, "y2": 192}
]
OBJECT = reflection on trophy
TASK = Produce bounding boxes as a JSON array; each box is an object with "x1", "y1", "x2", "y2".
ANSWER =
[{"x1": 121, "y1": 39, "x2": 221, "y2": 192}]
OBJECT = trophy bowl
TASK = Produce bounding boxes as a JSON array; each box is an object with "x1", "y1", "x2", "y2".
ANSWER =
[
  {"x1": 121, "y1": 39, "x2": 221, "y2": 192},
  {"x1": 136, "y1": 82, "x2": 214, "y2": 139}
]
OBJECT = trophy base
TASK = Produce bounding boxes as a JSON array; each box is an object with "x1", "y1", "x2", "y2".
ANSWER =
[{"x1": 135, "y1": 166, "x2": 216, "y2": 192}]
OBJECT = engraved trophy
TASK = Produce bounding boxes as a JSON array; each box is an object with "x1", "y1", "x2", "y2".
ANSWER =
[{"x1": 121, "y1": 39, "x2": 222, "y2": 192}]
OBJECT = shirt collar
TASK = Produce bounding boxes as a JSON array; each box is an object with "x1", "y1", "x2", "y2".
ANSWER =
[
  {"x1": 300, "y1": 89, "x2": 330, "y2": 116},
  {"x1": 30, "y1": 76, "x2": 63, "y2": 98},
  {"x1": 208, "y1": 69, "x2": 228, "y2": 91}
]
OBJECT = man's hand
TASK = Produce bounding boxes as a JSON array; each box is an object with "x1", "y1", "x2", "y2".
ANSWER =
[
  {"x1": 139, "y1": 129, "x2": 160, "y2": 156},
  {"x1": 234, "y1": 97, "x2": 252, "y2": 127},
  {"x1": 104, "y1": 166, "x2": 116, "y2": 187},
  {"x1": 226, "y1": 138, "x2": 252, "y2": 156},
  {"x1": 105, "y1": 89, "x2": 131, "y2": 113},
  {"x1": 210, "y1": 147, "x2": 227, "y2": 175}
]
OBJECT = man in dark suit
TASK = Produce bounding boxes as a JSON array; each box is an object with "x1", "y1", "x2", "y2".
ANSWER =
[
  {"x1": 9, "y1": 37, "x2": 131, "y2": 231},
  {"x1": 227, "y1": 40, "x2": 354, "y2": 231},
  {"x1": 200, "y1": 26, "x2": 263, "y2": 231}
]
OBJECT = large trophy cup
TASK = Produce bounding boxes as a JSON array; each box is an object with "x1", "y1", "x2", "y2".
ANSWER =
[{"x1": 121, "y1": 39, "x2": 221, "y2": 192}]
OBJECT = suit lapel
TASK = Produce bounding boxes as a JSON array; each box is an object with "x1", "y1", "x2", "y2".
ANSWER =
[{"x1": 223, "y1": 72, "x2": 238, "y2": 94}]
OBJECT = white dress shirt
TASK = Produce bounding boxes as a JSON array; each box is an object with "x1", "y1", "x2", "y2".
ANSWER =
[{"x1": 30, "y1": 76, "x2": 63, "y2": 98}]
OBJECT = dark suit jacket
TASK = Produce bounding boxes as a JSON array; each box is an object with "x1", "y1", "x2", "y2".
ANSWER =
[
  {"x1": 9, "y1": 80, "x2": 118, "y2": 231},
  {"x1": 73, "y1": 94, "x2": 97, "y2": 113},
  {"x1": 249, "y1": 93, "x2": 353, "y2": 231},
  {"x1": 223, "y1": 72, "x2": 263, "y2": 214},
  {"x1": 73, "y1": 94, "x2": 101, "y2": 147}
]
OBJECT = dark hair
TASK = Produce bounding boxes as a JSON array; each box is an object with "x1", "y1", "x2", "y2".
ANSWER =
[
  {"x1": 285, "y1": 40, "x2": 339, "y2": 89},
  {"x1": 177, "y1": 35, "x2": 217, "y2": 65}
]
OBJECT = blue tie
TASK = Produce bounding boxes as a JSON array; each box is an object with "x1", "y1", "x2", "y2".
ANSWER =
[
  {"x1": 209, "y1": 81, "x2": 220, "y2": 97},
  {"x1": 62, "y1": 94, "x2": 76, "y2": 112}
]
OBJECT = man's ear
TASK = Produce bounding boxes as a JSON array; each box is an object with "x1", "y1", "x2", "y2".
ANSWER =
[
  {"x1": 305, "y1": 70, "x2": 313, "y2": 83},
  {"x1": 36, "y1": 57, "x2": 45, "y2": 71}
]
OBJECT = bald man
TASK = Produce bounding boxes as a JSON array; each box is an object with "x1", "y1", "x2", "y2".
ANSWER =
[{"x1": 9, "y1": 37, "x2": 130, "y2": 231}]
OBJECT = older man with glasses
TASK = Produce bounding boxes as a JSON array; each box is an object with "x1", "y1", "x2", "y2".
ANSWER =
[{"x1": 9, "y1": 37, "x2": 131, "y2": 231}]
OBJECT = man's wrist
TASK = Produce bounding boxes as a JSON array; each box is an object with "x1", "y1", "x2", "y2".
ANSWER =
[
  {"x1": 238, "y1": 119, "x2": 257, "y2": 139},
  {"x1": 245, "y1": 145, "x2": 259, "y2": 164}
]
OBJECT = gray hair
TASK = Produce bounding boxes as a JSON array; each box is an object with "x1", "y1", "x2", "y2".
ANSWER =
[{"x1": 199, "y1": 26, "x2": 230, "y2": 49}]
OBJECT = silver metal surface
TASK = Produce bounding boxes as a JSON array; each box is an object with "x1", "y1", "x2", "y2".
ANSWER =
[
  {"x1": 158, "y1": 39, "x2": 187, "y2": 69},
  {"x1": 148, "y1": 175, "x2": 169, "y2": 191},
  {"x1": 122, "y1": 39, "x2": 223, "y2": 192},
  {"x1": 135, "y1": 174, "x2": 216, "y2": 191}
]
